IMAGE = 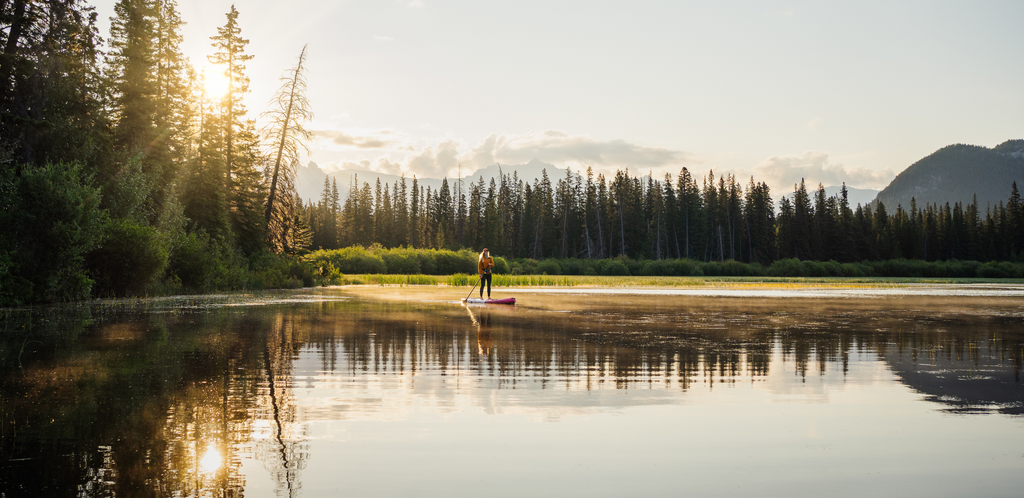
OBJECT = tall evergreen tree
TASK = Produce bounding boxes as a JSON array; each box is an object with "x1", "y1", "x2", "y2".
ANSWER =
[{"x1": 208, "y1": 4, "x2": 253, "y2": 197}]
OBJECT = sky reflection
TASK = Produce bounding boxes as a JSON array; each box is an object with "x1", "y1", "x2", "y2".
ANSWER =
[{"x1": 1, "y1": 286, "x2": 1022, "y2": 497}]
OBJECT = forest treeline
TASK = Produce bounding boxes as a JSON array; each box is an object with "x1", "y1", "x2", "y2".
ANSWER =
[
  {"x1": 302, "y1": 166, "x2": 1024, "y2": 271},
  {"x1": 1, "y1": 0, "x2": 314, "y2": 305},
  {"x1": 2, "y1": 2, "x2": 1023, "y2": 306}
]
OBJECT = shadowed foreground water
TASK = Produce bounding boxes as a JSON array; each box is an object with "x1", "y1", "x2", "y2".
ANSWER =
[{"x1": 1, "y1": 285, "x2": 1023, "y2": 497}]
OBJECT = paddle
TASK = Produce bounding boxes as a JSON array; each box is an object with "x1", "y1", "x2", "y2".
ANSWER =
[{"x1": 464, "y1": 275, "x2": 480, "y2": 301}]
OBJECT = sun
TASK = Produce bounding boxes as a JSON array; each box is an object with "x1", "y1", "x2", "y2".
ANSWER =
[{"x1": 202, "y1": 66, "x2": 230, "y2": 99}]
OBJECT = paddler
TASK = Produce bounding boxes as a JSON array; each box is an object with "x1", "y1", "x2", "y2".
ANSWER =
[{"x1": 477, "y1": 248, "x2": 494, "y2": 300}]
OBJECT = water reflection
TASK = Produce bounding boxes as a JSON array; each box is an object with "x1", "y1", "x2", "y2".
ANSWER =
[{"x1": 0, "y1": 288, "x2": 1022, "y2": 496}]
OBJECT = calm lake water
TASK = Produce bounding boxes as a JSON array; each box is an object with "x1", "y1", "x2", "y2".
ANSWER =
[{"x1": 2, "y1": 284, "x2": 1023, "y2": 497}]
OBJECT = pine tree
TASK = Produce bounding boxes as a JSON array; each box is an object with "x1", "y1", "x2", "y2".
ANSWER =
[
  {"x1": 677, "y1": 168, "x2": 702, "y2": 260},
  {"x1": 183, "y1": 89, "x2": 228, "y2": 237},
  {"x1": 409, "y1": 176, "x2": 420, "y2": 248},
  {"x1": 396, "y1": 175, "x2": 408, "y2": 246},
  {"x1": 1008, "y1": 182, "x2": 1022, "y2": 258},
  {"x1": 331, "y1": 177, "x2": 341, "y2": 247},
  {"x1": 229, "y1": 119, "x2": 267, "y2": 252},
  {"x1": 151, "y1": 0, "x2": 190, "y2": 188},
  {"x1": 467, "y1": 178, "x2": 483, "y2": 250},
  {"x1": 107, "y1": 0, "x2": 157, "y2": 161},
  {"x1": 792, "y1": 179, "x2": 812, "y2": 260},
  {"x1": 208, "y1": 4, "x2": 253, "y2": 197}
]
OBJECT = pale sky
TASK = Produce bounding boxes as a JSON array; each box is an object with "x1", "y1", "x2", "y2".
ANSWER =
[{"x1": 90, "y1": 0, "x2": 1024, "y2": 193}]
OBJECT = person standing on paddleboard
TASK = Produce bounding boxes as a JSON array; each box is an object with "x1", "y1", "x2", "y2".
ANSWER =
[{"x1": 478, "y1": 248, "x2": 494, "y2": 299}]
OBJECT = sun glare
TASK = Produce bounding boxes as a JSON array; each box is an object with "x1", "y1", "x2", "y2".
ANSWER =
[
  {"x1": 202, "y1": 66, "x2": 230, "y2": 99},
  {"x1": 199, "y1": 445, "x2": 223, "y2": 475}
]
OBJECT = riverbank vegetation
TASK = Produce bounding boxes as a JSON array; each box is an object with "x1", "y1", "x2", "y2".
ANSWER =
[{"x1": 302, "y1": 245, "x2": 1024, "y2": 287}]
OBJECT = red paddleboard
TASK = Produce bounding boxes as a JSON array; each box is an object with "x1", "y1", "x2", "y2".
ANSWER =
[{"x1": 462, "y1": 297, "x2": 516, "y2": 305}]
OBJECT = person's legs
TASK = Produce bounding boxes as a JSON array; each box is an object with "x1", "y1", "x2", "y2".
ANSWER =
[
  {"x1": 479, "y1": 274, "x2": 485, "y2": 299},
  {"x1": 485, "y1": 274, "x2": 492, "y2": 298}
]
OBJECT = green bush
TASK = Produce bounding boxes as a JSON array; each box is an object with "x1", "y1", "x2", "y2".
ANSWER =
[
  {"x1": 1, "y1": 163, "x2": 104, "y2": 303},
  {"x1": 840, "y1": 262, "x2": 870, "y2": 277},
  {"x1": 977, "y1": 263, "x2": 1009, "y2": 278},
  {"x1": 619, "y1": 257, "x2": 643, "y2": 276},
  {"x1": 601, "y1": 260, "x2": 630, "y2": 276},
  {"x1": 379, "y1": 248, "x2": 421, "y2": 274},
  {"x1": 415, "y1": 251, "x2": 437, "y2": 274},
  {"x1": 536, "y1": 259, "x2": 562, "y2": 275},
  {"x1": 248, "y1": 250, "x2": 313, "y2": 289},
  {"x1": 640, "y1": 259, "x2": 703, "y2": 276},
  {"x1": 168, "y1": 232, "x2": 233, "y2": 292},
  {"x1": 509, "y1": 258, "x2": 537, "y2": 275},
  {"x1": 320, "y1": 246, "x2": 387, "y2": 274},
  {"x1": 700, "y1": 260, "x2": 762, "y2": 277},
  {"x1": 89, "y1": 218, "x2": 170, "y2": 296},
  {"x1": 767, "y1": 258, "x2": 805, "y2": 277},
  {"x1": 492, "y1": 257, "x2": 510, "y2": 274},
  {"x1": 433, "y1": 249, "x2": 475, "y2": 275}
]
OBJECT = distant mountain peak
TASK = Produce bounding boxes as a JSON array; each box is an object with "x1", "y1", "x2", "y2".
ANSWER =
[{"x1": 875, "y1": 140, "x2": 1024, "y2": 209}]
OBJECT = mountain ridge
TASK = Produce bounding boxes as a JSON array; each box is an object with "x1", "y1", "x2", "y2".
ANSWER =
[
  {"x1": 295, "y1": 159, "x2": 567, "y2": 203},
  {"x1": 874, "y1": 140, "x2": 1024, "y2": 210}
]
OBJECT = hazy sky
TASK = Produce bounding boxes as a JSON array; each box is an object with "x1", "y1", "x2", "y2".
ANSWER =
[{"x1": 90, "y1": 0, "x2": 1024, "y2": 193}]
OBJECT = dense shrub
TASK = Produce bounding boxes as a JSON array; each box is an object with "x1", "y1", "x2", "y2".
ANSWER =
[
  {"x1": 620, "y1": 257, "x2": 643, "y2": 276},
  {"x1": 492, "y1": 257, "x2": 510, "y2": 274},
  {"x1": 310, "y1": 246, "x2": 386, "y2": 274},
  {"x1": 767, "y1": 258, "x2": 805, "y2": 277},
  {"x1": 509, "y1": 259, "x2": 537, "y2": 275},
  {"x1": 1, "y1": 163, "x2": 105, "y2": 304},
  {"x1": 89, "y1": 219, "x2": 170, "y2": 296},
  {"x1": 639, "y1": 259, "x2": 704, "y2": 276},
  {"x1": 167, "y1": 232, "x2": 244, "y2": 292},
  {"x1": 536, "y1": 259, "x2": 561, "y2": 275},
  {"x1": 840, "y1": 262, "x2": 870, "y2": 277},
  {"x1": 700, "y1": 259, "x2": 763, "y2": 276},
  {"x1": 601, "y1": 260, "x2": 630, "y2": 276},
  {"x1": 380, "y1": 250, "x2": 421, "y2": 274},
  {"x1": 415, "y1": 251, "x2": 437, "y2": 274},
  {"x1": 248, "y1": 250, "x2": 312, "y2": 289},
  {"x1": 559, "y1": 258, "x2": 586, "y2": 275},
  {"x1": 433, "y1": 249, "x2": 475, "y2": 275},
  {"x1": 299, "y1": 247, "x2": 1024, "y2": 283}
]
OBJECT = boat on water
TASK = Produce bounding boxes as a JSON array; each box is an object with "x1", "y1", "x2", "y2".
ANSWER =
[{"x1": 461, "y1": 297, "x2": 516, "y2": 305}]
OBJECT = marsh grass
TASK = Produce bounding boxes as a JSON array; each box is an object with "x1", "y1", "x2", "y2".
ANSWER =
[{"x1": 332, "y1": 274, "x2": 1023, "y2": 288}]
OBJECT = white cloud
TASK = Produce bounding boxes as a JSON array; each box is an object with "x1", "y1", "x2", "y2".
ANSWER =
[
  {"x1": 309, "y1": 129, "x2": 695, "y2": 180},
  {"x1": 313, "y1": 129, "x2": 401, "y2": 150},
  {"x1": 466, "y1": 130, "x2": 692, "y2": 172},
  {"x1": 408, "y1": 0, "x2": 424, "y2": 8},
  {"x1": 753, "y1": 151, "x2": 894, "y2": 192},
  {"x1": 373, "y1": 34, "x2": 395, "y2": 42},
  {"x1": 320, "y1": 157, "x2": 403, "y2": 176}
]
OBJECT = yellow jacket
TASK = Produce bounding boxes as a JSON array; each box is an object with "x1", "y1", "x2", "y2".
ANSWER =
[{"x1": 478, "y1": 257, "x2": 494, "y2": 275}]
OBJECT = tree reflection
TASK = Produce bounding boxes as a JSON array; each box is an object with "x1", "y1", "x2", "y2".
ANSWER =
[
  {"x1": 253, "y1": 312, "x2": 308, "y2": 497},
  {"x1": 0, "y1": 294, "x2": 1021, "y2": 495}
]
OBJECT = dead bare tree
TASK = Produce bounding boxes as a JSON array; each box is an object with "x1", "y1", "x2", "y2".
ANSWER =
[{"x1": 262, "y1": 44, "x2": 313, "y2": 251}]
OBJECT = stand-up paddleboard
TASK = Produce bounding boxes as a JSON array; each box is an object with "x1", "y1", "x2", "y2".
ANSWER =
[{"x1": 462, "y1": 297, "x2": 516, "y2": 305}]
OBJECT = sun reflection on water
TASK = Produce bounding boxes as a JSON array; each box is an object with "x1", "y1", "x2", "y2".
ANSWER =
[{"x1": 199, "y1": 445, "x2": 222, "y2": 475}]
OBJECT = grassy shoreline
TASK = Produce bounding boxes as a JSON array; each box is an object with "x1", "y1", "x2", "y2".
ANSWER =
[{"x1": 331, "y1": 274, "x2": 1024, "y2": 287}]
